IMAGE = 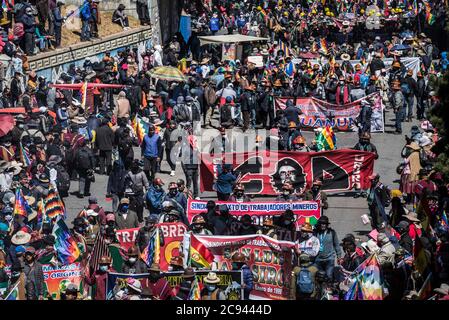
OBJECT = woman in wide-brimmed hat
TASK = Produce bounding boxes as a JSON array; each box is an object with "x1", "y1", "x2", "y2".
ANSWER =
[{"x1": 399, "y1": 141, "x2": 422, "y2": 203}]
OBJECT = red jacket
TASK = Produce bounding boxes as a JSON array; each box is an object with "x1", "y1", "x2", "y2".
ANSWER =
[{"x1": 85, "y1": 268, "x2": 116, "y2": 300}]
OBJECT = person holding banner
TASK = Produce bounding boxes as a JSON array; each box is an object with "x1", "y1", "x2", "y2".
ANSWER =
[
  {"x1": 231, "y1": 252, "x2": 253, "y2": 300},
  {"x1": 84, "y1": 255, "x2": 115, "y2": 300},
  {"x1": 201, "y1": 272, "x2": 226, "y2": 300},
  {"x1": 122, "y1": 246, "x2": 147, "y2": 274},
  {"x1": 228, "y1": 184, "x2": 251, "y2": 203},
  {"x1": 23, "y1": 246, "x2": 45, "y2": 300}
]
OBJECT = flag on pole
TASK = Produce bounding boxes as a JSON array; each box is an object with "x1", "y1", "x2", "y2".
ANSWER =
[
  {"x1": 188, "y1": 234, "x2": 214, "y2": 269},
  {"x1": 141, "y1": 227, "x2": 161, "y2": 267},
  {"x1": 424, "y1": 1, "x2": 435, "y2": 25},
  {"x1": 88, "y1": 233, "x2": 111, "y2": 273},
  {"x1": 132, "y1": 115, "x2": 150, "y2": 144},
  {"x1": 37, "y1": 198, "x2": 46, "y2": 231},
  {"x1": 316, "y1": 125, "x2": 337, "y2": 151},
  {"x1": 345, "y1": 254, "x2": 384, "y2": 300},
  {"x1": 80, "y1": 82, "x2": 88, "y2": 109},
  {"x1": 52, "y1": 216, "x2": 81, "y2": 264},
  {"x1": 187, "y1": 277, "x2": 203, "y2": 300},
  {"x1": 13, "y1": 188, "x2": 32, "y2": 218},
  {"x1": 279, "y1": 40, "x2": 292, "y2": 58},
  {"x1": 5, "y1": 282, "x2": 20, "y2": 300},
  {"x1": 45, "y1": 187, "x2": 65, "y2": 219},
  {"x1": 418, "y1": 272, "x2": 433, "y2": 300},
  {"x1": 19, "y1": 143, "x2": 32, "y2": 167},
  {"x1": 320, "y1": 38, "x2": 328, "y2": 55}
]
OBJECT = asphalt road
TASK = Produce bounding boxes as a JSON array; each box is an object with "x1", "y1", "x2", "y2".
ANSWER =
[{"x1": 64, "y1": 108, "x2": 418, "y2": 241}]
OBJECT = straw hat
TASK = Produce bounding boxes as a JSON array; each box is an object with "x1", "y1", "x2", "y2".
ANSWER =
[
  {"x1": 127, "y1": 279, "x2": 142, "y2": 293},
  {"x1": 340, "y1": 53, "x2": 350, "y2": 61},
  {"x1": 301, "y1": 222, "x2": 313, "y2": 233},
  {"x1": 273, "y1": 79, "x2": 283, "y2": 87},
  {"x1": 25, "y1": 196, "x2": 35, "y2": 206},
  {"x1": 72, "y1": 116, "x2": 87, "y2": 124},
  {"x1": 11, "y1": 230, "x2": 31, "y2": 245},
  {"x1": 204, "y1": 272, "x2": 220, "y2": 284}
]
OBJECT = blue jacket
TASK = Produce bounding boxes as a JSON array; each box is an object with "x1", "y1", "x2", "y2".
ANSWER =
[
  {"x1": 57, "y1": 108, "x2": 69, "y2": 128},
  {"x1": 146, "y1": 186, "x2": 166, "y2": 215},
  {"x1": 215, "y1": 165, "x2": 236, "y2": 194},
  {"x1": 241, "y1": 265, "x2": 254, "y2": 299},
  {"x1": 209, "y1": 17, "x2": 220, "y2": 32},
  {"x1": 164, "y1": 191, "x2": 187, "y2": 211},
  {"x1": 80, "y1": 2, "x2": 91, "y2": 21},
  {"x1": 142, "y1": 133, "x2": 162, "y2": 158}
]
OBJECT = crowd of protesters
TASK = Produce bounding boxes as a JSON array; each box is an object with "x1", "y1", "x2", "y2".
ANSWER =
[{"x1": 0, "y1": 0, "x2": 448, "y2": 300}]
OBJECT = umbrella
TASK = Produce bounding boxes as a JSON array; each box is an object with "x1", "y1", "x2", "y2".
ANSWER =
[
  {"x1": 0, "y1": 114, "x2": 15, "y2": 137},
  {"x1": 390, "y1": 44, "x2": 411, "y2": 51},
  {"x1": 147, "y1": 66, "x2": 188, "y2": 82}
]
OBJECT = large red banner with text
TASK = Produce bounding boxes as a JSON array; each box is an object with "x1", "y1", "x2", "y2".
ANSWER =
[
  {"x1": 188, "y1": 234, "x2": 296, "y2": 300},
  {"x1": 275, "y1": 92, "x2": 384, "y2": 132},
  {"x1": 116, "y1": 223, "x2": 188, "y2": 271},
  {"x1": 187, "y1": 199, "x2": 321, "y2": 227},
  {"x1": 200, "y1": 149, "x2": 376, "y2": 195}
]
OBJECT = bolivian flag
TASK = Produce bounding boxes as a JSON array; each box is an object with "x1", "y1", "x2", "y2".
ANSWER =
[
  {"x1": 189, "y1": 234, "x2": 214, "y2": 269},
  {"x1": 316, "y1": 125, "x2": 337, "y2": 151}
]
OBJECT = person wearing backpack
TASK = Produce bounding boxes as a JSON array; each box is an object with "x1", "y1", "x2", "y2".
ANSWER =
[
  {"x1": 173, "y1": 96, "x2": 191, "y2": 128},
  {"x1": 47, "y1": 155, "x2": 70, "y2": 198},
  {"x1": 117, "y1": 127, "x2": 137, "y2": 171},
  {"x1": 74, "y1": 139, "x2": 95, "y2": 198},
  {"x1": 95, "y1": 118, "x2": 115, "y2": 175},
  {"x1": 401, "y1": 69, "x2": 418, "y2": 122},
  {"x1": 80, "y1": 0, "x2": 92, "y2": 41},
  {"x1": 124, "y1": 159, "x2": 149, "y2": 223},
  {"x1": 290, "y1": 253, "x2": 318, "y2": 300},
  {"x1": 313, "y1": 216, "x2": 342, "y2": 281}
]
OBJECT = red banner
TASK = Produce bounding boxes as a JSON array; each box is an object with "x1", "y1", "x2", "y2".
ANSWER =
[
  {"x1": 187, "y1": 199, "x2": 321, "y2": 227},
  {"x1": 116, "y1": 223, "x2": 188, "y2": 272},
  {"x1": 200, "y1": 149, "x2": 376, "y2": 195},
  {"x1": 274, "y1": 93, "x2": 384, "y2": 132},
  {"x1": 116, "y1": 228, "x2": 140, "y2": 251},
  {"x1": 188, "y1": 234, "x2": 296, "y2": 300},
  {"x1": 158, "y1": 223, "x2": 188, "y2": 271}
]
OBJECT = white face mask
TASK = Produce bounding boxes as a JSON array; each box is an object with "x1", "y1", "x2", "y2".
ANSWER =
[{"x1": 128, "y1": 257, "x2": 137, "y2": 264}]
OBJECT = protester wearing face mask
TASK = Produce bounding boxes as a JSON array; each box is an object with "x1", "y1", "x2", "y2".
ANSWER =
[
  {"x1": 231, "y1": 252, "x2": 253, "y2": 300},
  {"x1": 114, "y1": 198, "x2": 139, "y2": 230},
  {"x1": 276, "y1": 183, "x2": 299, "y2": 202},
  {"x1": 23, "y1": 246, "x2": 45, "y2": 300},
  {"x1": 257, "y1": 218, "x2": 278, "y2": 239},
  {"x1": 190, "y1": 215, "x2": 212, "y2": 235},
  {"x1": 164, "y1": 182, "x2": 187, "y2": 212},
  {"x1": 201, "y1": 272, "x2": 226, "y2": 300},
  {"x1": 313, "y1": 216, "x2": 342, "y2": 281},
  {"x1": 135, "y1": 215, "x2": 165, "y2": 252},
  {"x1": 296, "y1": 223, "x2": 321, "y2": 260},
  {"x1": 143, "y1": 263, "x2": 173, "y2": 300},
  {"x1": 228, "y1": 184, "x2": 251, "y2": 203},
  {"x1": 122, "y1": 245, "x2": 147, "y2": 274},
  {"x1": 146, "y1": 178, "x2": 167, "y2": 215},
  {"x1": 84, "y1": 255, "x2": 115, "y2": 300},
  {"x1": 275, "y1": 209, "x2": 297, "y2": 241},
  {"x1": 303, "y1": 179, "x2": 329, "y2": 210},
  {"x1": 235, "y1": 214, "x2": 258, "y2": 236}
]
